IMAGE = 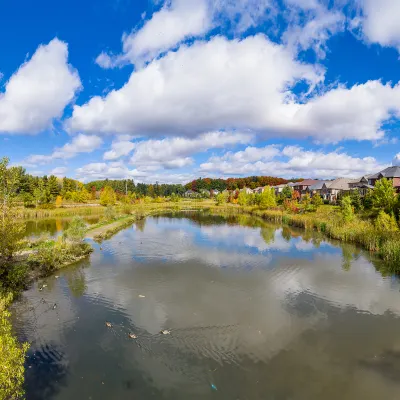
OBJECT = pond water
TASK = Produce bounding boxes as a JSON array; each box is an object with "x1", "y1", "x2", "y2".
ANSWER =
[
  {"x1": 24, "y1": 216, "x2": 101, "y2": 239},
  {"x1": 12, "y1": 212, "x2": 400, "y2": 399}
]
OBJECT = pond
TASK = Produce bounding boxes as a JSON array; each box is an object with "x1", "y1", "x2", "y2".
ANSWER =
[
  {"x1": 12, "y1": 212, "x2": 400, "y2": 399},
  {"x1": 24, "y1": 216, "x2": 101, "y2": 239}
]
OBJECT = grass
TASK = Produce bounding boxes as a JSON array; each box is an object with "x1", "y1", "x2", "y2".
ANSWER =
[{"x1": 17, "y1": 205, "x2": 106, "y2": 219}]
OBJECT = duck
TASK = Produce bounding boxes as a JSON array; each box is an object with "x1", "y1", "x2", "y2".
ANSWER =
[
  {"x1": 128, "y1": 333, "x2": 137, "y2": 339},
  {"x1": 160, "y1": 330, "x2": 171, "y2": 335},
  {"x1": 105, "y1": 322, "x2": 112, "y2": 328}
]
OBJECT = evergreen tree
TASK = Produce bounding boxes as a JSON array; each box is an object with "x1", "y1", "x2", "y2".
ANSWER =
[{"x1": 48, "y1": 175, "x2": 60, "y2": 198}]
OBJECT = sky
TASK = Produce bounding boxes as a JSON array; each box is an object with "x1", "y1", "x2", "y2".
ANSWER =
[{"x1": 1, "y1": 0, "x2": 400, "y2": 184}]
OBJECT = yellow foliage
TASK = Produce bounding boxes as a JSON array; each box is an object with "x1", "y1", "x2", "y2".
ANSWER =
[{"x1": 55, "y1": 195, "x2": 63, "y2": 207}]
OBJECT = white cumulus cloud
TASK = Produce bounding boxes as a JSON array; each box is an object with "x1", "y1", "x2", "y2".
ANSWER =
[
  {"x1": 68, "y1": 34, "x2": 400, "y2": 143},
  {"x1": 357, "y1": 0, "x2": 400, "y2": 50},
  {"x1": 130, "y1": 131, "x2": 252, "y2": 169},
  {"x1": 0, "y1": 38, "x2": 81, "y2": 135},
  {"x1": 67, "y1": 35, "x2": 323, "y2": 138},
  {"x1": 200, "y1": 145, "x2": 388, "y2": 178},
  {"x1": 103, "y1": 138, "x2": 136, "y2": 160},
  {"x1": 50, "y1": 167, "x2": 68, "y2": 177},
  {"x1": 27, "y1": 134, "x2": 103, "y2": 164}
]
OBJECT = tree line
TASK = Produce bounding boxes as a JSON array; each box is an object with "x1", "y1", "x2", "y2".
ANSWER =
[
  {"x1": 185, "y1": 176, "x2": 296, "y2": 192},
  {"x1": 1, "y1": 157, "x2": 303, "y2": 206}
]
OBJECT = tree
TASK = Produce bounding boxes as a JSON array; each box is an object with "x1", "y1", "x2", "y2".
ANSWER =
[
  {"x1": 311, "y1": 194, "x2": 323, "y2": 208},
  {"x1": 350, "y1": 190, "x2": 362, "y2": 212},
  {"x1": 237, "y1": 191, "x2": 250, "y2": 206},
  {"x1": 63, "y1": 217, "x2": 87, "y2": 243},
  {"x1": 302, "y1": 193, "x2": 312, "y2": 210},
  {"x1": 0, "y1": 158, "x2": 24, "y2": 259},
  {"x1": 282, "y1": 185, "x2": 293, "y2": 199},
  {"x1": 341, "y1": 196, "x2": 354, "y2": 223},
  {"x1": 375, "y1": 211, "x2": 398, "y2": 232},
  {"x1": 55, "y1": 195, "x2": 63, "y2": 207},
  {"x1": 48, "y1": 175, "x2": 60, "y2": 198},
  {"x1": 215, "y1": 192, "x2": 227, "y2": 206},
  {"x1": 148, "y1": 184, "x2": 155, "y2": 198},
  {"x1": 259, "y1": 187, "x2": 276, "y2": 209},
  {"x1": 100, "y1": 186, "x2": 116, "y2": 206},
  {"x1": 371, "y1": 178, "x2": 397, "y2": 214}
]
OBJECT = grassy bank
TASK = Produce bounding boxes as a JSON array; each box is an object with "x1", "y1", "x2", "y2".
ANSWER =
[{"x1": 16, "y1": 205, "x2": 105, "y2": 220}]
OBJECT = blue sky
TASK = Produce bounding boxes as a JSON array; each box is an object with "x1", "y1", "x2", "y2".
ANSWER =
[{"x1": 1, "y1": 0, "x2": 400, "y2": 183}]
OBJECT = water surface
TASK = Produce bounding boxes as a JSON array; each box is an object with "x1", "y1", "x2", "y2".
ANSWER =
[
  {"x1": 13, "y1": 213, "x2": 400, "y2": 399},
  {"x1": 24, "y1": 216, "x2": 101, "y2": 238}
]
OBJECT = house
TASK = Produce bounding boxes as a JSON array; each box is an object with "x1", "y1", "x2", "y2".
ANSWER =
[
  {"x1": 272, "y1": 184, "x2": 287, "y2": 195},
  {"x1": 200, "y1": 189, "x2": 211, "y2": 198},
  {"x1": 308, "y1": 181, "x2": 329, "y2": 197},
  {"x1": 293, "y1": 179, "x2": 319, "y2": 195},
  {"x1": 253, "y1": 186, "x2": 265, "y2": 194},
  {"x1": 368, "y1": 166, "x2": 400, "y2": 192},
  {"x1": 241, "y1": 187, "x2": 253, "y2": 195},
  {"x1": 321, "y1": 178, "x2": 354, "y2": 203},
  {"x1": 184, "y1": 190, "x2": 199, "y2": 198},
  {"x1": 349, "y1": 176, "x2": 374, "y2": 196}
]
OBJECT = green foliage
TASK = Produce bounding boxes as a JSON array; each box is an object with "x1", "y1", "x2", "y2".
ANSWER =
[
  {"x1": 340, "y1": 196, "x2": 354, "y2": 222},
  {"x1": 371, "y1": 178, "x2": 397, "y2": 214},
  {"x1": 0, "y1": 158, "x2": 25, "y2": 260},
  {"x1": 100, "y1": 186, "x2": 117, "y2": 206},
  {"x1": 0, "y1": 293, "x2": 29, "y2": 400},
  {"x1": 259, "y1": 187, "x2": 276, "y2": 209},
  {"x1": 311, "y1": 194, "x2": 323, "y2": 207},
  {"x1": 0, "y1": 262, "x2": 28, "y2": 293},
  {"x1": 48, "y1": 175, "x2": 60, "y2": 197},
  {"x1": 302, "y1": 193, "x2": 312, "y2": 211},
  {"x1": 375, "y1": 211, "x2": 399, "y2": 233},
  {"x1": 170, "y1": 193, "x2": 180, "y2": 203},
  {"x1": 281, "y1": 185, "x2": 293, "y2": 199},
  {"x1": 350, "y1": 190, "x2": 362, "y2": 212},
  {"x1": 63, "y1": 217, "x2": 87, "y2": 243},
  {"x1": 237, "y1": 191, "x2": 250, "y2": 206},
  {"x1": 28, "y1": 238, "x2": 92, "y2": 275},
  {"x1": 215, "y1": 192, "x2": 228, "y2": 206}
]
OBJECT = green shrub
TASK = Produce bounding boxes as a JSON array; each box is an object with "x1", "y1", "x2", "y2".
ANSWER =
[
  {"x1": 0, "y1": 262, "x2": 28, "y2": 293},
  {"x1": 375, "y1": 211, "x2": 398, "y2": 233},
  {"x1": 340, "y1": 196, "x2": 354, "y2": 222},
  {"x1": 0, "y1": 293, "x2": 29, "y2": 400},
  {"x1": 63, "y1": 217, "x2": 87, "y2": 243},
  {"x1": 104, "y1": 206, "x2": 117, "y2": 221}
]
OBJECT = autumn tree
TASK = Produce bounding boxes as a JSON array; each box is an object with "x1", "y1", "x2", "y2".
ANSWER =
[
  {"x1": 55, "y1": 195, "x2": 63, "y2": 207},
  {"x1": 100, "y1": 186, "x2": 117, "y2": 206}
]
